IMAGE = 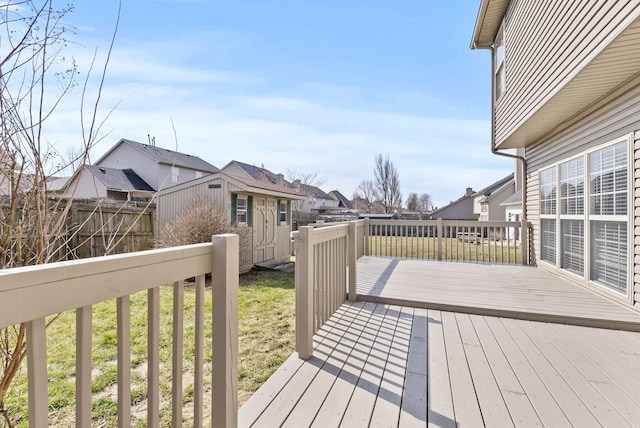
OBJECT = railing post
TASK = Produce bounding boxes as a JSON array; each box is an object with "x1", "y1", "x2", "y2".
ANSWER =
[
  {"x1": 296, "y1": 226, "x2": 314, "y2": 360},
  {"x1": 437, "y1": 218, "x2": 443, "y2": 261},
  {"x1": 211, "y1": 234, "x2": 239, "y2": 428},
  {"x1": 364, "y1": 218, "x2": 370, "y2": 256},
  {"x1": 522, "y1": 219, "x2": 529, "y2": 265},
  {"x1": 348, "y1": 221, "x2": 358, "y2": 302},
  {"x1": 27, "y1": 318, "x2": 47, "y2": 428}
]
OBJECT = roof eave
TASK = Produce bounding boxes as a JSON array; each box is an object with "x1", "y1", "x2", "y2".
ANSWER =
[{"x1": 470, "y1": 0, "x2": 510, "y2": 49}]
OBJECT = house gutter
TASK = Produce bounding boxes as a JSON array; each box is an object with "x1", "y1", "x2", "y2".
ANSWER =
[{"x1": 476, "y1": 44, "x2": 529, "y2": 264}]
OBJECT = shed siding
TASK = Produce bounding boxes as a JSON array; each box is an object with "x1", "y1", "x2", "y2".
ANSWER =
[
  {"x1": 525, "y1": 85, "x2": 640, "y2": 306},
  {"x1": 156, "y1": 177, "x2": 244, "y2": 228},
  {"x1": 497, "y1": 1, "x2": 640, "y2": 145}
]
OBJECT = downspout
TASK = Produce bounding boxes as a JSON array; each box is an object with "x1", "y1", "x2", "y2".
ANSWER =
[{"x1": 475, "y1": 43, "x2": 529, "y2": 264}]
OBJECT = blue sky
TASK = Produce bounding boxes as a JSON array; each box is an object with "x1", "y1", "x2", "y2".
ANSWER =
[{"x1": 46, "y1": 0, "x2": 513, "y2": 208}]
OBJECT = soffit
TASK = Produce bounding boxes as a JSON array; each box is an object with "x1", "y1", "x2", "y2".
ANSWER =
[{"x1": 471, "y1": 0, "x2": 510, "y2": 49}]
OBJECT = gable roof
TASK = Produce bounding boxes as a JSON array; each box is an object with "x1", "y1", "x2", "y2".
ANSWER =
[
  {"x1": 474, "y1": 173, "x2": 515, "y2": 202},
  {"x1": 329, "y1": 190, "x2": 353, "y2": 209},
  {"x1": 98, "y1": 139, "x2": 219, "y2": 173},
  {"x1": 222, "y1": 160, "x2": 284, "y2": 184},
  {"x1": 156, "y1": 171, "x2": 305, "y2": 200},
  {"x1": 231, "y1": 175, "x2": 304, "y2": 198},
  {"x1": 294, "y1": 182, "x2": 332, "y2": 200},
  {"x1": 79, "y1": 165, "x2": 155, "y2": 193}
]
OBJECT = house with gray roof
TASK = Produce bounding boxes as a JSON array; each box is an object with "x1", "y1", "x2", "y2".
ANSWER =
[
  {"x1": 473, "y1": 173, "x2": 515, "y2": 221},
  {"x1": 96, "y1": 139, "x2": 219, "y2": 191},
  {"x1": 52, "y1": 165, "x2": 155, "y2": 201}
]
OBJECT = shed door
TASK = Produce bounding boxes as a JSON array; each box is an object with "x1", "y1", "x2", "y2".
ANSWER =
[{"x1": 253, "y1": 197, "x2": 277, "y2": 263}]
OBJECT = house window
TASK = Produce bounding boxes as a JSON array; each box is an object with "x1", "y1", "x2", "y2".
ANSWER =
[
  {"x1": 195, "y1": 171, "x2": 203, "y2": 179},
  {"x1": 171, "y1": 167, "x2": 180, "y2": 183},
  {"x1": 494, "y1": 21, "x2": 506, "y2": 100},
  {"x1": 560, "y1": 157, "x2": 584, "y2": 275},
  {"x1": 539, "y1": 167, "x2": 557, "y2": 264},
  {"x1": 538, "y1": 136, "x2": 631, "y2": 296},
  {"x1": 236, "y1": 197, "x2": 247, "y2": 224},
  {"x1": 589, "y1": 141, "x2": 628, "y2": 293}
]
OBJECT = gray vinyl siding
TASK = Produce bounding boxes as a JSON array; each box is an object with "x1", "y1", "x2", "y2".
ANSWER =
[
  {"x1": 497, "y1": 1, "x2": 640, "y2": 146},
  {"x1": 525, "y1": 84, "x2": 640, "y2": 307}
]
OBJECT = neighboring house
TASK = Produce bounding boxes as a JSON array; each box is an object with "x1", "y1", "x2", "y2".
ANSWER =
[
  {"x1": 430, "y1": 187, "x2": 477, "y2": 220},
  {"x1": 329, "y1": 190, "x2": 354, "y2": 211},
  {"x1": 501, "y1": 189, "x2": 523, "y2": 241},
  {"x1": 51, "y1": 165, "x2": 155, "y2": 201},
  {"x1": 156, "y1": 172, "x2": 304, "y2": 272},
  {"x1": 472, "y1": 1, "x2": 640, "y2": 306},
  {"x1": 291, "y1": 180, "x2": 339, "y2": 215},
  {"x1": 96, "y1": 139, "x2": 219, "y2": 191},
  {"x1": 473, "y1": 173, "x2": 515, "y2": 221}
]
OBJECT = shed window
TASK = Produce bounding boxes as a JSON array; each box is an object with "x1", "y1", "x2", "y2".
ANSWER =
[
  {"x1": 280, "y1": 202, "x2": 287, "y2": 223},
  {"x1": 236, "y1": 197, "x2": 247, "y2": 224}
]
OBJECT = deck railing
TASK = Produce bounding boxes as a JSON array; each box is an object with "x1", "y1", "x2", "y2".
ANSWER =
[
  {"x1": 294, "y1": 221, "x2": 362, "y2": 359},
  {"x1": 0, "y1": 234, "x2": 239, "y2": 428},
  {"x1": 366, "y1": 219, "x2": 531, "y2": 265}
]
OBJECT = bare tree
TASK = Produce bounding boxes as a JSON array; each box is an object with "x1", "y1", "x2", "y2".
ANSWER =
[
  {"x1": 373, "y1": 154, "x2": 402, "y2": 214},
  {"x1": 406, "y1": 192, "x2": 418, "y2": 211},
  {"x1": 353, "y1": 179, "x2": 377, "y2": 213},
  {"x1": 287, "y1": 169, "x2": 326, "y2": 223},
  {"x1": 0, "y1": 1, "x2": 120, "y2": 424},
  {"x1": 417, "y1": 193, "x2": 432, "y2": 212}
]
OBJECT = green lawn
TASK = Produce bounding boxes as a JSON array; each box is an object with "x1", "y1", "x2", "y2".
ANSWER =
[{"x1": 2, "y1": 270, "x2": 295, "y2": 427}]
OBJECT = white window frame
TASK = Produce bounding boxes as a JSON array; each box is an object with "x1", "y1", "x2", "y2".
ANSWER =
[
  {"x1": 494, "y1": 21, "x2": 506, "y2": 100},
  {"x1": 171, "y1": 167, "x2": 180, "y2": 183},
  {"x1": 236, "y1": 196, "x2": 248, "y2": 225},
  {"x1": 538, "y1": 134, "x2": 633, "y2": 301},
  {"x1": 279, "y1": 202, "x2": 287, "y2": 224}
]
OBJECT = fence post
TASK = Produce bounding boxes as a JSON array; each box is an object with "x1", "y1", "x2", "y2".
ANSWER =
[
  {"x1": 296, "y1": 226, "x2": 314, "y2": 360},
  {"x1": 211, "y1": 234, "x2": 239, "y2": 428},
  {"x1": 348, "y1": 221, "x2": 358, "y2": 302},
  {"x1": 437, "y1": 218, "x2": 443, "y2": 261}
]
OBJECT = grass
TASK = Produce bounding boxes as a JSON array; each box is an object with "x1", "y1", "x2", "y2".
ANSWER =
[{"x1": 1, "y1": 270, "x2": 295, "y2": 427}]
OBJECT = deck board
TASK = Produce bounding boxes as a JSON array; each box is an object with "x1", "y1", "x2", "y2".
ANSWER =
[
  {"x1": 356, "y1": 257, "x2": 640, "y2": 330},
  {"x1": 239, "y1": 258, "x2": 640, "y2": 427}
]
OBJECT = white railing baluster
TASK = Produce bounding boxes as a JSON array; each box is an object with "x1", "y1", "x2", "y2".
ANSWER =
[
  {"x1": 172, "y1": 281, "x2": 184, "y2": 428},
  {"x1": 27, "y1": 318, "x2": 47, "y2": 428},
  {"x1": 148, "y1": 287, "x2": 160, "y2": 427},
  {"x1": 76, "y1": 305, "x2": 92, "y2": 427},
  {"x1": 117, "y1": 296, "x2": 131, "y2": 428}
]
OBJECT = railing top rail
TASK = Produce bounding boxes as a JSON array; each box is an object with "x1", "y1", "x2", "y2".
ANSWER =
[
  {"x1": 367, "y1": 219, "x2": 530, "y2": 227},
  {"x1": 301, "y1": 224, "x2": 349, "y2": 246},
  {"x1": 0, "y1": 243, "x2": 213, "y2": 329}
]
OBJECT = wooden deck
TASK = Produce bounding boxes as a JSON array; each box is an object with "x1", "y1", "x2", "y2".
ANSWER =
[
  {"x1": 239, "y1": 258, "x2": 640, "y2": 427},
  {"x1": 357, "y1": 257, "x2": 640, "y2": 331}
]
